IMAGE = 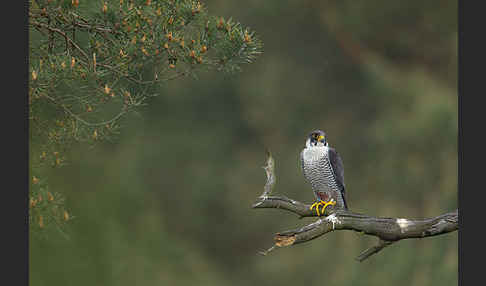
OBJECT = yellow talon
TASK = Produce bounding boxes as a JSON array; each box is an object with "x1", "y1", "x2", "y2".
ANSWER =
[
  {"x1": 322, "y1": 200, "x2": 336, "y2": 214},
  {"x1": 310, "y1": 202, "x2": 321, "y2": 216},
  {"x1": 309, "y1": 200, "x2": 336, "y2": 216}
]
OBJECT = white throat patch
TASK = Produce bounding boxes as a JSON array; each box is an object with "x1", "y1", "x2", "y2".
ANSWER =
[{"x1": 302, "y1": 145, "x2": 329, "y2": 162}]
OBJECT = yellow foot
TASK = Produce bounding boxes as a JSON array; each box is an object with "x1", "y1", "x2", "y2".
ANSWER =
[{"x1": 309, "y1": 199, "x2": 336, "y2": 216}]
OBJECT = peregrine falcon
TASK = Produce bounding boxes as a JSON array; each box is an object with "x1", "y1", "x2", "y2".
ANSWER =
[{"x1": 300, "y1": 130, "x2": 347, "y2": 216}]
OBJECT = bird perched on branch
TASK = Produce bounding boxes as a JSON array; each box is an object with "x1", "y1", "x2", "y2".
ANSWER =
[{"x1": 300, "y1": 130, "x2": 347, "y2": 216}]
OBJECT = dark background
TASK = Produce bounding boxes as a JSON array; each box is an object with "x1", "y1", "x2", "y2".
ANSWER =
[{"x1": 30, "y1": 1, "x2": 458, "y2": 285}]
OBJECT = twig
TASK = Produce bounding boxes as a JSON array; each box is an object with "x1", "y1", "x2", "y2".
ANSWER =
[
  {"x1": 355, "y1": 239, "x2": 394, "y2": 262},
  {"x1": 30, "y1": 20, "x2": 90, "y2": 62},
  {"x1": 97, "y1": 63, "x2": 188, "y2": 85},
  {"x1": 260, "y1": 149, "x2": 275, "y2": 198},
  {"x1": 61, "y1": 105, "x2": 127, "y2": 127}
]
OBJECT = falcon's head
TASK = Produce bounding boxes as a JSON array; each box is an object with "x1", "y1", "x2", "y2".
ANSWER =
[{"x1": 305, "y1": 130, "x2": 328, "y2": 147}]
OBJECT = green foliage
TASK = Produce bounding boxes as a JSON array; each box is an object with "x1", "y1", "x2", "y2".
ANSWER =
[
  {"x1": 29, "y1": 177, "x2": 71, "y2": 239},
  {"x1": 29, "y1": 0, "x2": 262, "y2": 235}
]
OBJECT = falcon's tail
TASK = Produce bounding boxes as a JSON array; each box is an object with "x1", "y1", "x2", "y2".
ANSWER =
[{"x1": 341, "y1": 190, "x2": 348, "y2": 210}]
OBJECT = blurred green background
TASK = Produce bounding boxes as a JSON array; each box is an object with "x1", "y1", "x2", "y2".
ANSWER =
[{"x1": 30, "y1": 0, "x2": 458, "y2": 285}]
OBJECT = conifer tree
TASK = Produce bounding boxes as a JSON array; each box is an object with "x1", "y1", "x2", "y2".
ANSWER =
[{"x1": 29, "y1": 0, "x2": 263, "y2": 237}]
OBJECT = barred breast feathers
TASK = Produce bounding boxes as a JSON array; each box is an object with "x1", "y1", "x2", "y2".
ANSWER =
[
  {"x1": 301, "y1": 146, "x2": 343, "y2": 198},
  {"x1": 301, "y1": 146, "x2": 335, "y2": 190}
]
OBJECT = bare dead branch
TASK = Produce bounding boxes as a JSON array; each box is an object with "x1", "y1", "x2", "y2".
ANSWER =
[
  {"x1": 355, "y1": 239, "x2": 394, "y2": 262},
  {"x1": 252, "y1": 152, "x2": 458, "y2": 262},
  {"x1": 258, "y1": 149, "x2": 276, "y2": 199}
]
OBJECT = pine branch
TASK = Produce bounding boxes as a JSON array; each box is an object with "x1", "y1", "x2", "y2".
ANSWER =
[{"x1": 29, "y1": 0, "x2": 263, "y2": 238}]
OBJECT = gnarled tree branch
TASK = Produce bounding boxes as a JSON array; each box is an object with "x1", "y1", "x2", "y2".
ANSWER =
[{"x1": 252, "y1": 152, "x2": 458, "y2": 262}]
